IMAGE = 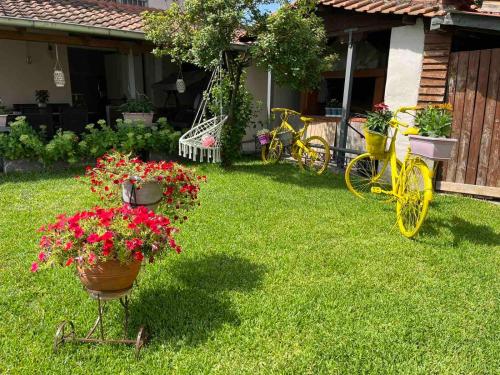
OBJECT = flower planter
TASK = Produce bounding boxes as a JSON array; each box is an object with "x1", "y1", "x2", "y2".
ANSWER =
[
  {"x1": 122, "y1": 179, "x2": 163, "y2": 211},
  {"x1": 257, "y1": 133, "x2": 271, "y2": 145},
  {"x1": 409, "y1": 135, "x2": 458, "y2": 161},
  {"x1": 363, "y1": 129, "x2": 387, "y2": 157},
  {"x1": 0, "y1": 114, "x2": 8, "y2": 127},
  {"x1": 325, "y1": 107, "x2": 342, "y2": 117},
  {"x1": 3, "y1": 159, "x2": 43, "y2": 173},
  {"x1": 123, "y1": 112, "x2": 154, "y2": 126},
  {"x1": 78, "y1": 260, "x2": 141, "y2": 293}
]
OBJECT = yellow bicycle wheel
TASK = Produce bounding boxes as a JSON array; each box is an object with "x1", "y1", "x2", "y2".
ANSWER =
[
  {"x1": 297, "y1": 136, "x2": 330, "y2": 175},
  {"x1": 396, "y1": 158, "x2": 432, "y2": 238},
  {"x1": 261, "y1": 137, "x2": 283, "y2": 164},
  {"x1": 345, "y1": 153, "x2": 401, "y2": 200}
]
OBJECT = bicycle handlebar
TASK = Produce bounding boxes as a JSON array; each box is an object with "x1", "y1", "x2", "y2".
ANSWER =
[{"x1": 271, "y1": 108, "x2": 301, "y2": 116}]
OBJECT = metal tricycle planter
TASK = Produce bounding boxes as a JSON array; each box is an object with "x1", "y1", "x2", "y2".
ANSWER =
[{"x1": 54, "y1": 287, "x2": 148, "y2": 359}]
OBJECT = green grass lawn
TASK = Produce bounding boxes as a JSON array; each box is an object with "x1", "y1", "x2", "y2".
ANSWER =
[{"x1": 0, "y1": 160, "x2": 499, "y2": 374}]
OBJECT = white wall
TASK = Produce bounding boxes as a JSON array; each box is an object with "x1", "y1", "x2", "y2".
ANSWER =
[
  {"x1": 0, "y1": 39, "x2": 72, "y2": 107},
  {"x1": 384, "y1": 19, "x2": 425, "y2": 159},
  {"x1": 148, "y1": 0, "x2": 182, "y2": 9}
]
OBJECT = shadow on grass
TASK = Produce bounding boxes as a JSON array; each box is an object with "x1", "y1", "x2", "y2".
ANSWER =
[
  {"x1": 419, "y1": 216, "x2": 500, "y2": 247},
  {"x1": 228, "y1": 161, "x2": 345, "y2": 190},
  {"x1": 131, "y1": 254, "x2": 266, "y2": 347}
]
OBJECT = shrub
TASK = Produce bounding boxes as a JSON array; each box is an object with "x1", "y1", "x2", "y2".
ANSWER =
[
  {"x1": 115, "y1": 119, "x2": 151, "y2": 154},
  {"x1": 415, "y1": 104, "x2": 453, "y2": 138},
  {"x1": 147, "y1": 118, "x2": 181, "y2": 155},
  {"x1": 78, "y1": 120, "x2": 118, "y2": 159},
  {"x1": 44, "y1": 129, "x2": 80, "y2": 165},
  {"x1": 119, "y1": 95, "x2": 154, "y2": 113},
  {"x1": 0, "y1": 116, "x2": 45, "y2": 160}
]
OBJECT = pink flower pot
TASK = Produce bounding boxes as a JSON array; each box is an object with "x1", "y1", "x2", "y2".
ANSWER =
[
  {"x1": 258, "y1": 133, "x2": 271, "y2": 145},
  {"x1": 409, "y1": 135, "x2": 458, "y2": 161}
]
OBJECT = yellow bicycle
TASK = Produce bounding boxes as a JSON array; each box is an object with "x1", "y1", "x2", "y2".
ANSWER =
[
  {"x1": 345, "y1": 106, "x2": 433, "y2": 238},
  {"x1": 261, "y1": 108, "x2": 330, "y2": 175}
]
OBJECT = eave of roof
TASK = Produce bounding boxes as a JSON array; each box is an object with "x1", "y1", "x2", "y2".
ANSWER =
[{"x1": 319, "y1": 0, "x2": 447, "y2": 17}]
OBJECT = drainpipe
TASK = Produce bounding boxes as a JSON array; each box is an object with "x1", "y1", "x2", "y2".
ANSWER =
[
  {"x1": 266, "y1": 70, "x2": 273, "y2": 120},
  {"x1": 128, "y1": 49, "x2": 137, "y2": 99}
]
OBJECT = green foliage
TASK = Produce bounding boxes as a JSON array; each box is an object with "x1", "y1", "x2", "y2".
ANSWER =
[
  {"x1": 252, "y1": 1, "x2": 337, "y2": 91},
  {"x1": 119, "y1": 95, "x2": 154, "y2": 113},
  {"x1": 148, "y1": 117, "x2": 181, "y2": 154},
  {"x1": 78, "y1": 120, "x2": 118, "y2": 159},
  {"x1": 35, "y1": 90, "x2": 49, "y2": 104},
  {"x1": 415, "y1": 105, "x2": 453, "y2": 138},
  {"x1": 115, "y1": 119, "x2": 151, "y2": 154},
  {"x1": 44, "y1": 129, "x2": 80, "y2": 165},
  {"x1": 0, "y1": 116, "x2": 45, "y2": 160},
  {"x1": 365, "y1": 105, "x2": 393, "y2": 136},
  {"x1": 208, "y1": 72, "x2": 255, "y2": 164}
]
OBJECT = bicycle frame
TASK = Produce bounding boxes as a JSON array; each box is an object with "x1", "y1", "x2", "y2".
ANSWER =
[
  {"x1": 270, "y1": 108, "x2": 310, "y2": 154},
  {"x1": 372, "y1": 107, "x2": 434, "y2": 201}
]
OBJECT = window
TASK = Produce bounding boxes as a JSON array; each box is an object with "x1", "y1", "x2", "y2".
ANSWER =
[{"x1": 118, "y1": 0, "x2": 148, "y2": 6}]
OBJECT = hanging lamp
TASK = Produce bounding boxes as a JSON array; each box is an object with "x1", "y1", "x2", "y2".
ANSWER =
[
  {"x1": 53, "y1": 45, "x2": 66, "y2": 88},
  {"x1": 176, "y1": 63, "x2": 186, "y2": 93}
]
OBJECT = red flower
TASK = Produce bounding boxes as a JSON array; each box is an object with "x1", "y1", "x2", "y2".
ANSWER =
[
  {"x1": 126, "y1": 238, "x2": 143, "y2": 251},
  {"x1": 87, "y1": 233, "x2": 100, "y2": 243},
  {"x1": 31, "y1": 262, "x2": 39, "y2": 273},
  {"x1": 374, "y1": 102, "x2": 389, "y2": 112},
  {"x1": 39, "y1": 236, "x2": 51, "y2": 248},
  {"x1": 65, "y1": 258, "x2": 74, "y2": 267},
  {"x1": 134, "y1": 251, "x2": 144, "y2": 262},
  {"x1": 64, "y1": 241, "x2": 73, "y2": 251},
  {"x1": 88, "y1": 252, "x2": 96, "y2": 265},
  {"x1": 100, "y1": 231, "x2": 114, "y2": 241},
  {"x1": 38, "y1": 251, "x2": 47, "y2": 262},
  {"x1": 102, "y1": 240, "x2": 114, "y2": 256}
]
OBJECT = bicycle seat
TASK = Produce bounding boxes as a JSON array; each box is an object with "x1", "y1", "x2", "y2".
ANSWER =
[{"x1": 300, "y1": 116, "x2": 313, "y2": 123}]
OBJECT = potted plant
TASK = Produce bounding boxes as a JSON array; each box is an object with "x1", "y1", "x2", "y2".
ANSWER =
[
  {"x1": 0, "y1": 116, "x2": 45, "y2": 173},
  {"x1": 84, "y1": 151, "x2": 204, "y2": 215},
  {"x1": 31, "y1": 205, "x2": 182, "y2": 293},
  {"x1": 410, "y1": 104, "x2": 457, "y2": 160},
  {"x1": 325, "y1": 98, "x2": 342, "y2": 117},
  {"x1": 363, "y1": 103, "x2": 392, "y2": 157},
  {"x1": 256, "y1": 128, "x2": 271, "y2": 146},
  {"x1": 120, "y1": 95, "x2": 155, "y2": 126},
  {"x1": 35, "y1": 90, "x2": 50, "y2": 108},
  {"x1": 0, "y1": 98, "x2": 10, "y2": 127}
]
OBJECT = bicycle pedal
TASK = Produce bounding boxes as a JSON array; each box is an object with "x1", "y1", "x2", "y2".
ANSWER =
[{"x1": 371, "y1": 187, "x2": 382, "y2": 194}]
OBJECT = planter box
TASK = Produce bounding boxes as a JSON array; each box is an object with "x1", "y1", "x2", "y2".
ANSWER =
[
  {"x1": 123, "y1": 112, "x2": 154, "y2": 126},
  {"x1": 363, "y1": 129, "x2": 387, "y2": 157},
  {"x1": 3, "y1": 159, "x2": 43, "y2": 173},
  {"x1": 409, "y1": 135, "x2": 458, "y2": 161},
  {"x1": 325, "y1": 107, "x2": 342, "y2": 117},
  {"x1": 0, "y1": 114, "x2": 8, "y2": 127}
]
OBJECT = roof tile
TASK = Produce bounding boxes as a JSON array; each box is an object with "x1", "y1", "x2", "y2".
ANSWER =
[{"x1": 319, "y1": 0, "x2": 447, "y2": 17}]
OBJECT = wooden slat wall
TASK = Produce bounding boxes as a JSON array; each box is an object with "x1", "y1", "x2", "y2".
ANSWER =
[
  {"x1": 418, "y1": 31, "x2": 453, "y2": 105},
  {"x1": 442, "y1": 48, "x2": 500, "y2": 193}
]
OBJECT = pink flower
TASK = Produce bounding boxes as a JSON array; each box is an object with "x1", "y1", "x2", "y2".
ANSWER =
[
  {"x1": 374, "y1": 102, "x2": 389, "y2": 112},
  {"x1": 30, "y1": 262, "x2": 39, "y2": 273},
  {"x1": 38, "y1": 251, "x2": 47, "y2": 262},
  {"x1": 88, "y1": 252, "x2": 96, "y2": 265}
]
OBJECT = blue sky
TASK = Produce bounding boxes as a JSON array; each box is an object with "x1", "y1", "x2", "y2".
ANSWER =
[{"x1": 260, "y1": 3, "x2": 280, "y2": 12}]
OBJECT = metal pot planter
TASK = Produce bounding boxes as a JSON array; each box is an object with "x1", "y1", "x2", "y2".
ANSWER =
[
  {"x1": 122, "y1": 179, "x2": 163, "y2": 212},
  {"x1": 122, "y1": 112, "x2": 154, "y2": 126},
  {"x1": 363, "y1": 129, "x2": 387, "y2": 157}
]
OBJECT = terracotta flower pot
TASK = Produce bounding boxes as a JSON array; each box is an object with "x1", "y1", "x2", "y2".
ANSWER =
[
  {"x1": 78, "y1": 260, "x2": 141, "y2": 293},
  {"x1": 122, "y1": 179, "x2": 163, "y2": 212},
  {"x1": 364, "y1": 129, "x2": 387, "y2": 157},
  {"x1": 123, "y1": 112, "x2": 154, "y2": 126},
  {"x1": 409, "y1": 135, "x2": 458, "y2": 161}
]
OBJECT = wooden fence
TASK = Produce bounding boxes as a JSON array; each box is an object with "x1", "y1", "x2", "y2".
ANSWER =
[{"x1": 439, "y1": 48, "x2": 500, "y2": 198}]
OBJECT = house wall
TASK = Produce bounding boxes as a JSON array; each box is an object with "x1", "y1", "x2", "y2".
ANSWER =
[
  {"x1": 384, "y1": 18, "x2": 425, "y2": 159},
  {"x1": 0, "y1": 39, "x2": 72, "y2": 107},
  {"x1": 149, "y1": 0, "x2": 182, "y2": 10}
]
